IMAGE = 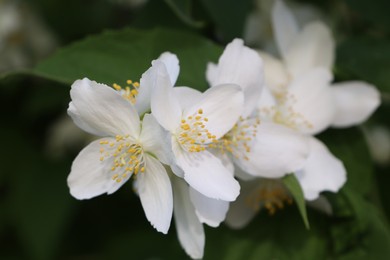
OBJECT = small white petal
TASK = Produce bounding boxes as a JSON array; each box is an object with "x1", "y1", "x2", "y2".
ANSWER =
[
  {"x1": 331, "y1": 81, "x2": 380, "y2": 127},
  {"x1": 173, "y1": 87, "x2": 203, "y2": 111},
  {"x1": 139, "y1": 114, "x2": 172, "y2": 165},
  {"x1": 151, "y1": 61, "x2": 182, "y2": 132},
  {"x1": 257, "y1": 85, "x2": 278, "y2": 121},
  {"x1": 136, "y1": 65, "x2": 157, "y2": 115},
  {"x1": 172, "y1": 142, "x2": 240, "y2": 201},
  {"x1": 184, "y1": 84, "x2": 244, "y2": 140},
  {"x1": 285, "y1": 21, "x2": 335, "y2": 78},
  {"x1": 67, "y1": 138, "x2": 131, "y2": 199},
  {"x1": 189, "y1": 187, "x2": 230, "y2": 227},
  {"x1": 258, "y1": 51, "x2": 289, "y2": 95},
  {"x1": 68, "y1": 78, "x2": 140, "y2": 138},
  {"x1": 282, "y1": 68, "x2": 334, "y2": 135},
  {"x1": 206, "y1": 39, "x2": 264, "y2": 117},
  {"x1": 295, "y1": 137, "x2": 346, "y2": 201},
  {"x1": 172, "y1": 177, "x2": 205, "y2": 259},
  {"x1": 137, "y1": 155, "x2": 173, "y2": 234},
  {"x1": 271, "y1": 0, "x2": 299, "y2": 59},
  {"x1": 236, "y1": 122, "x2": 309, "y2": 178},
  {"x1": 158, "y1": 52, "x2": 180, "y2": 85},
  {"x1": 225, "y1": 180, "x2": 259, "y2": 229}
]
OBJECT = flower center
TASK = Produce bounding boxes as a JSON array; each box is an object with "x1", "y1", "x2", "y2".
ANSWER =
[
  {"x1": 275, "y1": 91, "x2": 313, "y2": 130},
  {"x1": 259, "y1": 91, "x2": 313, "y2": 131},
  {"x1": 99, "y1": 134, "x2": 145, "y2": 183},
  {"x1": 112, "y1": 79, "x2": 140, "y2": 104},
  {"x1": 177, "y1": 108, "x2": 218, "y2": 153},
  {"x1": 245, "y1": 180, "x2": 293, "y2": 215},
  {"x1": 212, "y1": 116, "x2": 259, "y2": 161}
]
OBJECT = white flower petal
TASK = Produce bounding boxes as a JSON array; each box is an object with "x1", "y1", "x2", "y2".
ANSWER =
[
  {"x1": 67, "y1": 102, "x2": 106, "y2": 136},
  {"x1": 285, "y1": 21, "x2": 335, "y2": 78},
  {"x1": 189, "y1": 187, "x2": 230, "y2": 227},
  {"x1": 139, "y1": 114, "x2": 172, "y2": 165},
  {"x1": 68, "y1": 78, "x2": 140, "y2": 137},
  {"x1": 258, "y1": 85, "x2": 278, "y2": 121},
  {"x1": 67, "y1": 138, "x2": 131, "y2": 199},
  {"x1": 225, "y1": 180, "x2": 259, "y2": 229},
  {"x1": 331, "y1": 81, "x2": 380, "y2": 127},
  {"x1": 271, "y1": 0, "x2": 299, "y2": 59},
  {"x1": 172, "y1": 177, "x2": 205, "y2": 259},
  {"x1": 158, "y1": 52, "x2": 180, "y2": 85},
  {"x1": 295, "y1": 137, "x2": 346, "y2": 201},
  {"x1": 136, "y1": 65, "x2": 157, "y2": 115},
  {"x1": 173, "y1": 86, "x2": 203, "y2": 111},
  {"x1": 137, "y1": 154, "x2": 173, "y2": 234},
  {"x1": 151, "y1": 61, "x2": 182, "y2": 132},
  {"x1": 282, "y1": 68, "x2": 334, "y2": 135},
  {"x1": 236, "y1": 122, "x2": 309, "y2": 178},
  {"x1": 258, "y1": 51, "x2": 289, "y2": 95},
  {"x1": 184, "y1": 84, "x2": 244, "y2": 139},
  {"x1": 206, "y1": 39, "x2": 264, "y2": 117},
  {"x1": 172, "y1": 142, "x2": 240, "y2": 201}
]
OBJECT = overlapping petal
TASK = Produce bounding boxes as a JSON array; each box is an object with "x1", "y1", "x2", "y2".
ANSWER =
[
  {"x1": 151, "y1": 61, "x2": 182, "y2": 132},
  {"x1": 172, "y1": 142, "x2": 240, "y2": 201},
  {"x1": 331, "y1": 81, "x2": 380, "y2": 127},
  {"x1": 184, "y1": 84, "x2": 244, "y2": 140},
  {"x1": 139, "y1": 114, "x2": 172, "y2": 165},
  {"x1": 67, "y1": 138, "x2": 131, "y2": 200},
  {"x1": 172, "y1": 177, "x2": 205, "y2": 259},
  {"x1": 68, "y1": 78, "x2": 141, "y2": 138},
  {"x1": 281, "y1": 68, "x2": 334, "y2": 135},
  {"x1": 285, "y1": 21, "x2": 335, "y2": 78},
  {"x1": 206, "y1": 39, "x2": 264, "y2": 117},
  {"x1": 189, "y1": 188, "x2": 229, "y2": 227},
  {"x1": 236, "y1": 122, "x2": 309, "y2": 178},
  {"x1": 137, "y1": 155, "x2": 173, "y2": 234},
  {"x1": 295, "y1": 137, "x2": 346, "y2": 200},
  {"x1": 271, "y1": 0, "x2": 299, "y2": 59}
]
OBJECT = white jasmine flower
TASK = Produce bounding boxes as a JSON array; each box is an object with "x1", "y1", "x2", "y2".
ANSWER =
[
  {"x1": 67, "y1": 77, "x2": 173, "y2": 234},
  {"x1": 206, "y1": 38, "x2": 309, "y2": 179},
  {"x1": 151, "y1": 59, "x2": 244, "y2": 201},
  {"x1": 266, "y1": 0, "x2": 380, "y2": 128}
]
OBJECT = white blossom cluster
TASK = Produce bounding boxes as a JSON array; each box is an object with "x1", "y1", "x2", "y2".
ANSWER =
[{"x1": 66, "y1": 1, "x2": 380, "y2": 258}]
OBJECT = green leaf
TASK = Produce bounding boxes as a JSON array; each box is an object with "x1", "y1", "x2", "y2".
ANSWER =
[
  {"x1": 282, "y1": 174, "x2": 310, "y2": 229},
  {"x1": 34, "y1": 27, "x2": 222, "y2": 91}
]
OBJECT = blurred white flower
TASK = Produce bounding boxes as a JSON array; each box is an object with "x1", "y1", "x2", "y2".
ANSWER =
[
  {"x1": 67, "y1": 77, "x2": 173, "y2": 234},
  {"x1": 364, "y1": 125, "x2": 390, "y2": 165},
  {"x1": 0, "y1": 0, "x2": 56, "y2": 73},
  {"x1": 244, "y1": 0, "x2": 324, "y2": 53},
  {"x1": 206, "y1": 38, "x2": 309, "y2": 179}
]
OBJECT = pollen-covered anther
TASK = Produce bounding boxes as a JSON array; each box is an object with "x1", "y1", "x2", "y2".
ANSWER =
[
  {"x1": 112, "y1": 79, "x2": 140, "y2": 104},
  {"x1": 99, "y1": 135, "x2": 145, "y2": 182},
  {"x1": 177, "y1": 108, "x2": 217, "y2": 152},
  {"x1": 246, "y1": 181, "x2": 293, "y2": 215},
  {"x1": 217, "y1": 116, "x2": 260, "y2": 159}
]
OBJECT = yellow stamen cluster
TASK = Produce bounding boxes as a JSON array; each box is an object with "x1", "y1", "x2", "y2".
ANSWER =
[
  {"x1": 246, "y1": 180, "x2": 293, "y2": 215},
  {"x1": 273, "y1": 92, "x2": 313, "y2": 130},
  {"x1": 112, "y1": 79, "x2": 140, "y2": 104},
  {"x1": 99, "y1": 135, "x2": 145, "y2": 183},
  {"x1": 214, "y1": 116, "x2": 260, "y2": 161},
  {"x1": 178, "y1": 109, "x2": 217, "y2": 153}
]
